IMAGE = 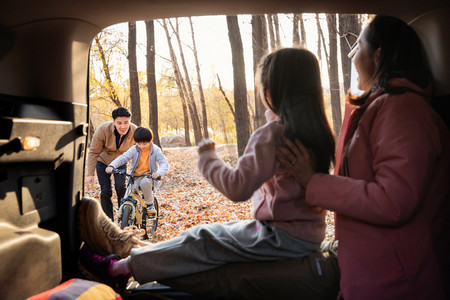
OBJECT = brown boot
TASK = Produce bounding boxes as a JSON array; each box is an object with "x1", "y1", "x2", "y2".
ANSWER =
[{"x1": 78, "y1": 197, "x2": 147, "y2": 258}]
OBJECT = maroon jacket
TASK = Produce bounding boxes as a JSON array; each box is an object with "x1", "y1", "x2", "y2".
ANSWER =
[{"x1": 307, "y1": 78, "x2": 450, "y2": 299}]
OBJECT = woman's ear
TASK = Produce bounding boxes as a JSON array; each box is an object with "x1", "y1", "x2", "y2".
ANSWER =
[
  {"x1": 265, "y1": 88, "x2": 271, "y2": 104},
  {"x1": 260, "y1": 86, "x2": 272, "y2": 110}
]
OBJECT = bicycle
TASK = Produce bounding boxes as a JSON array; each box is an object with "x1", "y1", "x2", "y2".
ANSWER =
[{"x1": 112, "y1": 168, "x2": 160, "y2": 239}]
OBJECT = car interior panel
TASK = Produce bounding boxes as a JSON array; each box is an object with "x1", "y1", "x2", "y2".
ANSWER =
[{"x1": 0, "y1": 1, "x2": 448, "y2": 299}]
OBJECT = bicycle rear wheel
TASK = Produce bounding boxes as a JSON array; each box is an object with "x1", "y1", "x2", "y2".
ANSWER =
[
  {"x1": 143, "y1": 197, "x2": 159, "y2": 238},
  {"x1": 120, "y1": 205, "x2": 132, "y2": 230}
]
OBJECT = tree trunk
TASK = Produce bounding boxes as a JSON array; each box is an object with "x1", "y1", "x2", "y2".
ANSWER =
[
  {"x1": 252, "y1": 15, "x2": 268, "y2": 129},
  {"x1": 299, "y1": 14, "x2": 307, "y2": 48},
  {"x1": 319, "y1": 16, "x2": 330, "y2": 66},
  {"x1": 189, "y1": 17, "x2": 209, "y2": 139},
  {"x1": 162, "y1": 19, "x2": 191, "y2": 146},
  {"x1": 273, "y1": 14, "x2": 281, "y2": 49},
  {"x1": 267, "y1": 14, "x2": 276, "y2": 51},
  {"x1": 94, "y1": 36, "x2": 122, "y2": 107},
  {"x1": 226, "y1": 15, "x2": 250, "y2": 157},
  {"x1": 170, "y1": 19, "x2": 202, "y2": 144},
  {"x1": 339, "y1": 14, "x2": 361, "y2": 93},
  {"x1": 221, "y1": 118, "x2": 229, "y2": 144},
  {"x1": 292, "y1": 14, "x2": 300, "y2": 46},
  {"x1": 145, "y1": 20, "x2": 161, "y2": 147},
  {"x1": 327, "y1": 14, "x2": 342, "y2": 135},
  {"x1": 247, "y1": 98, "x2": 255, "y2": 133},
  {"x1": 128, "y1": 21, "x2": 141, "y2": 125},
  {"x1": 316, "y1": 14, "x2": 328, "y2": 66},
  {"x1": 315, "y1": 14, "x2": 323, "y2": 63}
]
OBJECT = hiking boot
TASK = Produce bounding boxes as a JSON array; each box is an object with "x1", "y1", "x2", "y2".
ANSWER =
[
  {"x1": 78, "y1": 245, "x2": 130, "y2": 294},
  {"x1": 78, "y1": 197, "x2": 142, "y2": 258}
]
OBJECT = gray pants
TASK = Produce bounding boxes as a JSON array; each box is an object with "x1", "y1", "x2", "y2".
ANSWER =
[
  {"x1": 129, "y1": 220, "x2": 320, "y2": 283},
  {"x1": 134, "y1": 177, "x2": 153, "y2": 205}
]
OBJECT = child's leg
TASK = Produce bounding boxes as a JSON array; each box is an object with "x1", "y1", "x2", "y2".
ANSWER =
[
  {"x1": 78, "y1": 245, "x2": 131, "y2": 293},
  {"x1": 128, "y1": 220, "x2": 319, "y2": 283},
  {"x1": 135, "y1": 177, "x2": 153, "y2": 205}
]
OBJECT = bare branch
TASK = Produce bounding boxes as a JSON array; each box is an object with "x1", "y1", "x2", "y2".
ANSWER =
[{"x1": 216, "y1": 74, "x2": 235, "y2": 119}]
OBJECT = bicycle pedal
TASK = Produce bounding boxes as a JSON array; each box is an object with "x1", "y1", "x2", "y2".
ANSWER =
[{"x1": 145, "y1": 205, "x2": 156, "y2": 214}]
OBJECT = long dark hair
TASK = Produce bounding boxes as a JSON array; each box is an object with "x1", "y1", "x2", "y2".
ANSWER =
[
  {"x1": 257, "y1": 48, "x2": 335, "y2": 173},
  {"x1": 350, "y1": 15, "x2": 430, "y2": 106}
]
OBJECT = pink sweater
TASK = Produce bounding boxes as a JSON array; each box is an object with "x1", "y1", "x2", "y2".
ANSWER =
[{"x1": 198, "y1": 116, "x2": 326, "y2": 243}]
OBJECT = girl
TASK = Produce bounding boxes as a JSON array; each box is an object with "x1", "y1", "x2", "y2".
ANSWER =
[{"x1": 78, "y1": 48, "x2": 335, "y2": 291}]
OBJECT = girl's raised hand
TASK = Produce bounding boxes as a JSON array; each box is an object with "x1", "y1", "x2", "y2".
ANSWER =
[
  {"x1": 277, "y1": 138, "x2": 316, "y2": 188},
  {"x1": 198, "y1": 138, "x2": 216, "y2": 154}
]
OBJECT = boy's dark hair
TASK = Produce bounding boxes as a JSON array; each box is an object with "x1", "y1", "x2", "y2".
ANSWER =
[
  {"x1": 112, "y1": 107, "x2": 131, "y2": 119},
  {"x1": 134, "y1": 127, "x2": 153, "y2": 143}
]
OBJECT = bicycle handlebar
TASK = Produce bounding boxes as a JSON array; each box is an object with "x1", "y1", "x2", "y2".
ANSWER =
[{"x1": 111, "y1": 168, "x2": 161, "y2": 180}]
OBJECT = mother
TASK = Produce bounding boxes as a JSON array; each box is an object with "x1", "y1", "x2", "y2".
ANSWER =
[{"x1": 279, "y1": 15, "x2": 450, "y2": 299}]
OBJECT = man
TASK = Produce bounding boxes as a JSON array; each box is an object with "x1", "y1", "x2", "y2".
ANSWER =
[{"x1": 85, "y1": 107, "x2": 137, "y2": 220}]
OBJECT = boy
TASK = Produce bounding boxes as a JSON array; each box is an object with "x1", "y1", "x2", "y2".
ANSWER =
[{"x1": 106, "y1": 127, "x2": 169, "y2": 214}]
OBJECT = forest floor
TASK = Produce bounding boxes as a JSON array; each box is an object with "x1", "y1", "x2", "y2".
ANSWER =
[{"x1": 85, "y1": 144, "x2": 335, "y2": 243}]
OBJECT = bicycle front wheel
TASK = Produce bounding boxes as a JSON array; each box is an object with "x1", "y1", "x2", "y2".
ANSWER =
[
  {"x1": 144, "y1": 197, "x2": 159, "y2": 238},
  {"x1": 120, "y1": 205, "x2": 132, "y2": 230}
]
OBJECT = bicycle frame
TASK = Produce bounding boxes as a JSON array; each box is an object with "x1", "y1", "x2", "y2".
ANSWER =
[
  {"x1": 113, "y1": 169, "x2": 159, "y2": 237},
  {"x1": 118, "y1": 178, "x2": 143, "y2": 225}
]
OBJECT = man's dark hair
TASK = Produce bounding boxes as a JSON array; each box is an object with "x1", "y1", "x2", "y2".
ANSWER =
[
  {"x1": 134, "y1": 127, "x2": 153, "y2": 143},
  {"x1": 112, "y1": 107, "x2": 131, "y2": 119}
]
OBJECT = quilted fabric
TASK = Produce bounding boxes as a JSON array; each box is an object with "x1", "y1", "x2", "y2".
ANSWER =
[{"x1": 27, "y1": 278, "x2": 122, "y2": 300}]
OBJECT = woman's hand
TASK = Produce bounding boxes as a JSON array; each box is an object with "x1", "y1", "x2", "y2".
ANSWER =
[
  {"x1": 198, "y1": 138, "x2": 215, "y2": 154},
  {"x1": 277, "y1": 138, "x2": 316, "y2": 188},
  {"x1": 105, "y1": 166, "x2": 113, "y2": 174}
]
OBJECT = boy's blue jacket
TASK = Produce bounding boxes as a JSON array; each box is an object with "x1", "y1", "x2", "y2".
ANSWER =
[{"x1": 109, "y1": 143, "x2": 169, "y2": 176}]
